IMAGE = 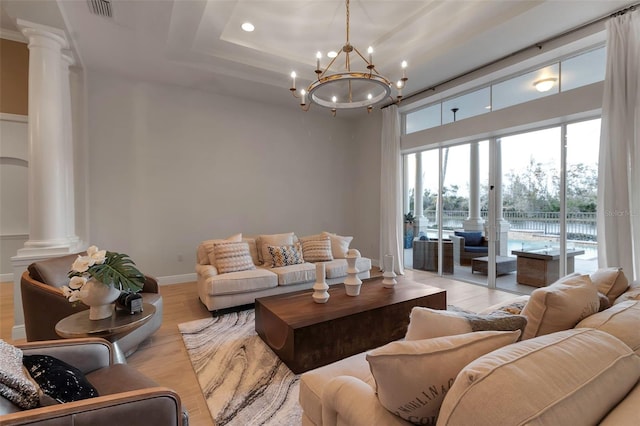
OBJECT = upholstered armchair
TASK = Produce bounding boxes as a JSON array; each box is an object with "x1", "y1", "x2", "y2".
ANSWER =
[
  {"x1": 450, "y1": 231, "x2": 489, "y2": 266},
  {"x1": 20, "y1": 253, "x2": 163, "y2": 362},
  {"x1": 0, "y1": 338, "x2": 187, "y2": 425}
]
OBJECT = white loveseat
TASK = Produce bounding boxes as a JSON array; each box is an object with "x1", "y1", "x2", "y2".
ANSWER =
[
  {"x1": 196, "y1": 232, "x2": 371, "y2": 313},
  {"x1": 300, "y1": 268, "x2": 640, "y2": 426}
]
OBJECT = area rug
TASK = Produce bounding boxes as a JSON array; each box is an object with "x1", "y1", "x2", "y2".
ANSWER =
[{"x1": 178, "y1": 310, "x2": 301, "y2": 425}]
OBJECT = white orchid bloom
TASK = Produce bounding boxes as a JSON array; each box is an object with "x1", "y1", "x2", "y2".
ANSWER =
[
  {"x1": 71, "y1": 255, "x2": 95, "y2": 273},
  {"x1": 61, "y1": 285, "x2": 74, "y2": 298},
  {"x1": 86, "y1": 245, "x2": 106, "y2": 264},
  {"x1": 90, "y1": 249, "x2": 107, "y2": 265},
  {"x1": 68, "y1": 276, "x2": 87, "y2": 290}
]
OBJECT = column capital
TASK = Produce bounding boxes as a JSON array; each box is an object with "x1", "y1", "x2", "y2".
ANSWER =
[
  {"x1": 17, "y1": 19, "x2": 68, "y2": 50},
  {"x1": 62, "y1": 51, "x2": 76, "y2": 67}
]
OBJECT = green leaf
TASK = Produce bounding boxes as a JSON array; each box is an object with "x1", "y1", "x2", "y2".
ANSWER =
[{"x1": 88, "y1": 251, "x2": 145, "y2": 292}]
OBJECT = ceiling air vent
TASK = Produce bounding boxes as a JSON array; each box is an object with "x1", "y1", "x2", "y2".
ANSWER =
[{"x1": 87, "y1": 0, "x2": 112, "y2": 18}]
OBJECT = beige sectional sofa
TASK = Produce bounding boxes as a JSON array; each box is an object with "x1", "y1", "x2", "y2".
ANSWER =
[
  {"x1": 300, "y1": 267, "x2": 640, "y2": 426},
  {"x1": 196, "y1": 232, "x2": 371, "y2": 312}
]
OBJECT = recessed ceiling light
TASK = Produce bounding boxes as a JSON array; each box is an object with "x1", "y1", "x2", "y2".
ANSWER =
[
  {"x1": 241, "y1": 22, "x2": 255, "y2": 32},
  {"x1": 327, "y1": 51, "x2": 338, "y2": 58}
]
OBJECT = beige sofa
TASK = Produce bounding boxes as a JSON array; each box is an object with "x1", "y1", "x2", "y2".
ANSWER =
[
  {"x1": 196, "y1": 232, "x2": 371, "y2": 313},
  {"x1": 300, "y1": 268, "x2": 640, "y2": 426}
]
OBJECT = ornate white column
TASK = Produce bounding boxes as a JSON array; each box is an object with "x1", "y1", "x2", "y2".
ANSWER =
[
  {"x1": 414, "y1": 152, "x2": 428, "y2": 237},
  {"x1": 17, "y1": 20, "x2": 71, "y2": 252},
  {"x1": 11, "y1": 20, "x2": 78, "y2": 340},
  {"x1": 464, "y1": 142, "x2": 484, "y2": 231},
  {"x1": 62, "y1": 52, "x2": 79, "y2": 245}
]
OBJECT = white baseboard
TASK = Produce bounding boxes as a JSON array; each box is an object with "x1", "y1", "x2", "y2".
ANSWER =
[
  {"x1": 12, "y1": 324, "x2": 25, "y2": 340},
  {"x1": 157, "y1": 273, "x2": 196, "y2": 285},
  {"x1": 0, "y1": 273, "x2": 13, "y2": 282}
]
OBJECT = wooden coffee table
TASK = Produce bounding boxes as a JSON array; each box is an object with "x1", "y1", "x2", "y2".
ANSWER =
[{"x1": 255, "y1": 276, "x2": 446, "y2": 373}]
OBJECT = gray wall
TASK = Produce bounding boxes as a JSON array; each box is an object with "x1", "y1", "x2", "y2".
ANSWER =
[{"x1": 86, "y1": 72, "x2": 382, "y2": 278}]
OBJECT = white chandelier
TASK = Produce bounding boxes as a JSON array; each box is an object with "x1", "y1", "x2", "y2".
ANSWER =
[{"x1": 289, "y1": 0, "x2": 407, "y2": 116}]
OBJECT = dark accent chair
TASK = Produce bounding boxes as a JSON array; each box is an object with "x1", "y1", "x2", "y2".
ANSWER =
[
  {"x1": 450, "y1": 231, "x2": 489, "y2": 266},
  {"x1": 20, "y1": 253, "x2": 163, "y2": 362},
  {"x1": 0, "y1": 338, "x2": 187, "y2": 425}
]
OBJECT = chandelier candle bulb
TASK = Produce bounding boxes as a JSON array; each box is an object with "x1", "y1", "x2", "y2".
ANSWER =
[
  {"x1": 290, "y1": 71, "x2": 296, "y2": 90},
  {"x1": 300, "y1": 89, "x2": 307, "y2": 105},
  {"x1": 288, "y1": 0, "x2": 406, "y2": 114}
]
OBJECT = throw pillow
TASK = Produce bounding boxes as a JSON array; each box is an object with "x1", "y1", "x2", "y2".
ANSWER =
[
  {"x1": 321, "y1": 232, "x2": 353, "y2": 259},
  {"x1": 437, "y1": 329, "x2": 640, "y2": 426},
  {"x1": 597, "y1": 291, "x2": 611, "y2": 312},
  {"x1": 301, "y1": 236, "x2": 333, "y2": 262},
  {"x1": 405, "y1": 307, "x2": 527, "y2": 341},
  {"x1": 590, "y1": 267, "x2": 629, "y2": 305},
  {"x1": 258, "y1": 232, "x2": 295, "y2": 265},
  {"x1": 454, "y1": 231, "x2": 483, "y2": 247},
  {"x1": 267, "y1": 243, "x2": 305, "y2": 268},
  {"x1": 520, "y1": 273, "x2": 600, "y2": 340},
  {"x1": 198, "y1": 233, "x2": 242, "y2": 265},
  {"x1": 213, "y1": 242, "x2": 256, "y2": 274},
  {"x1": 23, "y1": 354, "x2": 99, "y2": 404},
  {"x1": 614, "y1": 282, "x2": 640, "y2": 305},
  {"x1": 366, "y1": 330, "x2": 521, "y2": 425},
  {"x1": 576, "y1": 300, "x2": 640, "y2": 353},
  {"x1": 0, "y1": 340, "x2": 39, "y2": 409}
]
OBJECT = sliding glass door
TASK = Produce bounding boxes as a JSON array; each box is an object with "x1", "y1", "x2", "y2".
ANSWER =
[{"x1": 403, "y1": 117, "x2": 600, "y2": 292}]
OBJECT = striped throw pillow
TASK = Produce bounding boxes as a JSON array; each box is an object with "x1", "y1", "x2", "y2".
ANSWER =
[
  {"x1": 301, "y1": 236, "x2": 334, "y2": 262},
  {"x1": 214, "y1": 242, "x2": 256, "y2": 274},
  {"x1": 267, "y1": 243, "x2": 305, "y2": 268}
]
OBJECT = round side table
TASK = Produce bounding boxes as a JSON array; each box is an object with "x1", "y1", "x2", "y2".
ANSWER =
[{"x1": 56, "y1": 303, "x2": 156, "y2": 363}]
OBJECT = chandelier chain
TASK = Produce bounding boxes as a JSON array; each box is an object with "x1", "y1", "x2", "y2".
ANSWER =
[{"x1": 346, "y1": 0, "x2": 350, "y2": 45}]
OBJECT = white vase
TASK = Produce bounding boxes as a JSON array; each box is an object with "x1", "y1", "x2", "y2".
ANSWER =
[
  {"x1": 81, "y1": 279, "x2": 120, "y2": 320},
  {"x1": 344, "y1": 254, "x2": 362, "y2": 296},
  {"x1": 382, "y1": 254, "x2": 397, "y2": 288},
  {"x1": 312, "y1": 263, "x2": 330, "y2": 303}
]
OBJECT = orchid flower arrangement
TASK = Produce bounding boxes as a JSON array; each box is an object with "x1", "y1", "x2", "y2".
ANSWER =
[{"x1": 62, "y1": 245, "x2": 145, "y2": 302}]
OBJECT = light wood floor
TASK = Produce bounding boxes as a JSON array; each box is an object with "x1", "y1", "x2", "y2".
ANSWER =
[{"x1": 0, "y1": 269, "x2": 522, "y2": 426}]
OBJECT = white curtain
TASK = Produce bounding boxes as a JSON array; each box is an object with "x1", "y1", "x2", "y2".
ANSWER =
[
  {"x1": 597, "y1": 9, "x2": 640, "y2": 281},
  {"x1": 380, "y1": 105, "x2": 404, "y2": 275}
]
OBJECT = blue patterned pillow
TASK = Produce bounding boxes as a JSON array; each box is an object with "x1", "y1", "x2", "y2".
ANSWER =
[
  {"x1": 454, "y1": 231, "x2": 483, "y2": 247},
  {"x1": 267, "y1": 243, "x2": 305, "y2": 267}
]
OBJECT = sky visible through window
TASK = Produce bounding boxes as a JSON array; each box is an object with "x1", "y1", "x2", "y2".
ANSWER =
[{"x1": 406, "y1": 118, "x2": 601, "y2": 201}]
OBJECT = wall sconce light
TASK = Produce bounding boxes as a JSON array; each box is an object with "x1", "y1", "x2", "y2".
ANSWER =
[{"x1": 533, "y1": 77, "x2": 557, "y2": 92}]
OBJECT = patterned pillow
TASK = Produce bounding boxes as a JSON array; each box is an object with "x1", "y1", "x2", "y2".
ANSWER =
[
  {"x1": 214, "y1": 242, "x2": 256, "y2": 274},
  {"x1": 301, "y1": 236, "x2": 333, "y2": 262},
  {"x1": 405, "y1": 306, "x2": 528, "y2": 341},
  {"x1": 267, "y1": 243, "x2": 305, "y2": 267}
]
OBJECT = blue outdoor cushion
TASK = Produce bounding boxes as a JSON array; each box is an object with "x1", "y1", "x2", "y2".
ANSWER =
[
  {"x1": 465, "y1": 245, "x2": 488, "y2": 253},
  {"x1": 454, "y1": 231, "x2": 484, "y2": 246}
]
